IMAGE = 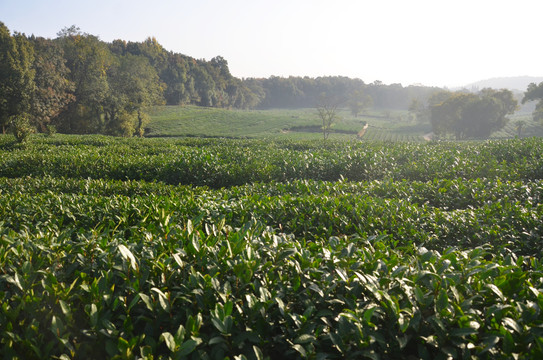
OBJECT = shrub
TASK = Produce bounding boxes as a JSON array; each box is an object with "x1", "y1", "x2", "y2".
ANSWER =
[{"x1": 9, "y1": 114, "x2": 35, "y2": 143}]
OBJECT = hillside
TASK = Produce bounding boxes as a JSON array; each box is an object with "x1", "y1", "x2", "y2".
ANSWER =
[
  {"x1": 147, "y1": 106, "x2": 431, "y2": 141},
  {"x1": 462, "y1": 76, "x2": 543, "y2": 92},
  {"x1": 147, "y1": 105, "x2": 543, "y2": 141}
]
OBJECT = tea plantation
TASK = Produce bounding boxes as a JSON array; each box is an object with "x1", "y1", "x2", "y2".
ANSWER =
[{"x1": 1, "y1": 135, "x2": 542, "y2": 359}]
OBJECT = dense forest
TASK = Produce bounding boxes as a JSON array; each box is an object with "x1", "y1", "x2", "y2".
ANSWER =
[{"x1": 0, "y1": 23, "x2": 443, "y2": 136}]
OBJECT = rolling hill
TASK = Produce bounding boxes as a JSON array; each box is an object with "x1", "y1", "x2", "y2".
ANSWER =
[{"x1": 462, "y1": 76, "x2": 543, "y2": 92}]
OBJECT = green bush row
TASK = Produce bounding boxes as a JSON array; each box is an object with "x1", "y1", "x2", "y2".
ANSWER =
[
  {"x1": 1, "y1": 136, "x2": 543, "y2": 359},
  {"x1": 1, "y1": 219, "x2": 542, "y2": 359},
  {"x1": 1, "y1": 136, "x2": 543, "y2": 186},
  {"x1": 1, "y1": 176, "x2": 541, "y2": 256}
]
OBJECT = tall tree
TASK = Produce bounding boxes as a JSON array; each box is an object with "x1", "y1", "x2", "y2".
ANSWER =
[
  {"x1": 522, "y1": 82, "x2": 543, "y2": 123},
  {"x1": 430, "y1": 92, "x2": 473, "y2": 139},
  {"x1": 348, "y1": 89, "x2": 373, "y2": 117},
  {"x1": 56, "y1": 26, "x2": 112, "y2": 133},
  {"x1": 30, "y1": 37, "x2": 75, "y2": 132},
  {"x1": 476, "y1": 88, "x2": 517, "y2": 137},
  {"x1": 515, "y1": 119, "x2": 526, "y2": 138},
  {"x1": 430, "y1": 89, "x2": 517, "y2": 139},
  {"x1": 162, "y1": 53, "x2": 191, "y2": 105},
  {"x1": 192, "y1": 65, "x2": 217, "y2": 107},
  {"x1": 241, "y1": 78, "x2": 266, "y2": 109},
  {"x1": 104, "y1": 53, "x2": 164, "y2": 136},
  {"x1": 0, "y1": 22, "x2": 35, "y2": 134}
]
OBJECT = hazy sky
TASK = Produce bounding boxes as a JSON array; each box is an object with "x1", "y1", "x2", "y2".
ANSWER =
[{"x1": 1, "y1": 0, "x2": 541, "y2": 88}]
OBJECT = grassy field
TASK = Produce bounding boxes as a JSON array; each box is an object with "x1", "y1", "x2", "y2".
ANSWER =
[
  {"x1": 147, "y1": 106, "x2": 429, "y2": 141},
  {"x1": 147, "y1": 105, "x2": 543, "y2": 141},
  {"x1": 1, "y1": 135, "x2": 543, "y2": 359}
]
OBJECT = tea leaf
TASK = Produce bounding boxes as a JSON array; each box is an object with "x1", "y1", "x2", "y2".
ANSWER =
[
  {"x1": 160, "y1": 332, "x2": 176, "y2": 352},
  {"x1": 502, "y1": 317, "x2": 521, "y2": 333},
  {"x1": 118, "y1": 244, "x2": 138, "y2": 271},
  {"x1": 178, "y1": 339, "x2": 198, "y2": 356},
  {"x1": 486, "y1": 284, "x2": 504, "y2": 301},
  {"x1": 253, "y1": 345, "x2": 264, "y2": 360},
  {"x1": 436, "y1": 288, "x2": 449, "y2": 314},
  {"x1": 295, "y1": 334, "x2": 316, "y2": 344}
]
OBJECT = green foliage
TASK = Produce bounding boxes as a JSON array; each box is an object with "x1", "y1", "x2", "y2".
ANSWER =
[
  {"x1": 430, "y1": 89, "x2": 518, "y2": 139},
  {"x1": 348, "y1": 89, "x2": 373, "y2": 117},
  {"x1": 29, "y1": 36, "x2": 75, "y2": 132},
  {"x1": 408, "y1": 98, "x2": 429, "y2": 124},
  {"x1": 316, "y1": 94, "x2": 341, "y2": 140},
  {"x1": 523, "y1": 82, "x2": 543, "y2": 123},
  {"x1": 0, "y1": 22, "x2": 505, "y2": 139},
  {"x1": 45, "y1": 124, "x2": 57, "y2": 136},
  {"x1": 0, "y1": 22, "x2": 35, "y2": 133},
  {"x1": 1, "y1": 134, "x2": 543, "y2": 359},
  {"x1": 151, "y1": 104, "x2": 539, "y2": 141},
  {"x1": 56, "y1": 27, "x2": 112, "y2": 133},
  {"x1": 147, "y1": 106, "x2": 363, "y2": 139},
  {"x1": 104, "y1": 53, "x2": 163, "y2": 136},
  {"x1": 1, "y1": 135, "x2": 543, "y2": 186},
  {"x1": 0, "y1": 180, "x2": 542, "y2": 358},
  {"x1": 9, "y1": 114, "x2": 34, "y2": 143},
  {"x1": 515, "y1": 120, "x2": 526, "y2": 138},
  {"x1": 489, "y1": 114, "x2": 543, "y2": 139}
]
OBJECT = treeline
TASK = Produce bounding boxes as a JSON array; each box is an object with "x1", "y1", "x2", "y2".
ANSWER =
[
  {"x1": 1, "y1": 23, "x2": 444, "y2": 136},
  {"x1": 0, "y1": 23, "x2": 255, "y2": 136},
  {"x1": 246, "y1": 77, "x2": 440, "y2": 110}
]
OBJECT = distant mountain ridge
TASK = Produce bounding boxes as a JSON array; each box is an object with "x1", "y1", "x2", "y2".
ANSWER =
[{"x1": 461, "y1": 76, "x2": 543, "y2": 92}]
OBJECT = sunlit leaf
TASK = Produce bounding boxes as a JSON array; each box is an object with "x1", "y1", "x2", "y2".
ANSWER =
[
  {"x1": 160, "y1": 332, "x2": 176, "y2": 352},
  {"x1": 253, "y1": 345, "x2": 264, "y2": 360},
  {"x1": 118, "y1": 244, "x2": 138, "y2": 271},
  {"x1": 292, "y1": 344, "x2": 307, "y2": 357},
  {"x1": 502, "y1": 317, "x2": 521, "y2": 333},
  {"x1": 295, "y1": 334, "x2": 316, "y2": 344},
  {"x1": 139, "y1": 293, "x2": 154, "y2": 311},
  {"x1": 151, "y1": 287, "x2": 170, "y2": 312},
  {"x1": 486, "y1": 284, "x2": 504, "y2": 302}
]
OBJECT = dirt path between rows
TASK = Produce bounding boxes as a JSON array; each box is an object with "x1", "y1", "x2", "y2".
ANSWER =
[{"x1": 357, "y1": 123, "x2": 369, "y2": 138}]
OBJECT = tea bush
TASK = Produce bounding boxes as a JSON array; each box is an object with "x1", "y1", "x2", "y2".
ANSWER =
[{"x1": 1, "y1": 135, "x2": 542, "y2": 359}]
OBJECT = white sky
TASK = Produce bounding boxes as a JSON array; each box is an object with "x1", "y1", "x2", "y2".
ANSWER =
[{"x1": 1, "y1": 0, "x2": 541, "y2": 88}]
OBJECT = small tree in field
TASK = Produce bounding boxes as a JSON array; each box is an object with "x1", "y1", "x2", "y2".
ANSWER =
[
  {"x1": 515, "y1": 120, "x2": 526, "y2": 138},
  {"x1": 10, "y1": 114, "x2": 34, "y2": 143},
  {"x1": 317, "y1": 93, "x2": 340, "y2": 140},
  {"x1": 348, "y1": 89, "x2": 373, "y2": 117}
]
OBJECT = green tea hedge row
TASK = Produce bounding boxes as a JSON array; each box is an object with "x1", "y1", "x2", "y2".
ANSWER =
[
  {"x1": 1, "y1": 136, "x2": 543, "y2": 359},
  {"x1": 1, "y1": 220, "x2": 542, "y2": 359},
  {"x1": 1, "y1": 136, "x2": 543, "y2": 186},
  {"x1": 1, "y1": 176, "x2": 541, "y2": 256}
]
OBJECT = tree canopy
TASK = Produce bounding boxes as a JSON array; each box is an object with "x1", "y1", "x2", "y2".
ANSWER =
[
  {"x1": 429, "y1": 89, "x2": 517, "y2": 139},
  {"x1": 0, "y1": 22, "x2": 35, "y2": 134},
  {"x1": 522, "y1": 82, "x2": 543, "y2": 123}
]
